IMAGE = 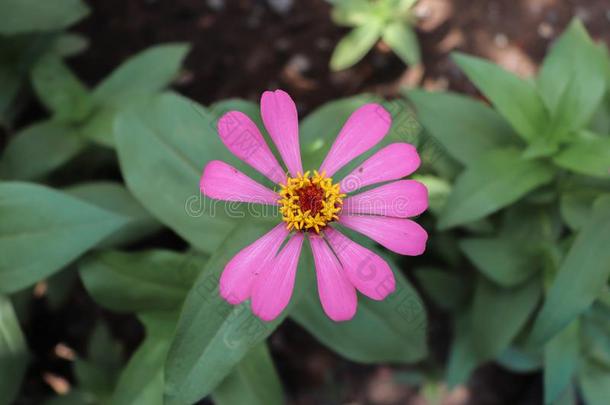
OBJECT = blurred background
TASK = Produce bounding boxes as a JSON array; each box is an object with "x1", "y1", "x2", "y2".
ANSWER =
[{"x1": 2, "y1": 1, "x2": 610, "y2": 404}]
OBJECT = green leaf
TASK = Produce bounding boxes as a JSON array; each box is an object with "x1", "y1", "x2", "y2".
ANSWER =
[
  {"x1": 529, "y1": 196, "x2": 610, "y2": 344},
  {"x1": 460, "y1": 238, "x2": 537, "y2": 287},
  {"x1": 453, "y1": 53, "x2": 550, "y2": 142},
  {"x1": 79, "y1": 107, "x2": 119, "y2": 147},
  {"x1": 330, "y1": 22, "x2": 382, "y2": 71},
  {"x1": 212, "y1": 343, "x2": 284, "y2": 405},
  {"x1": 560, "y1": 188, "x2": 607, "y2": 231},
  {"x1": 496, "y1": 346, "x2": 542, "y2": 373},
  {"x1": 74, "y1": 321, "x2": 123, "y2": 401},
  {"x1": 382, "y1": 21, "x2": 420, "y2": 65},
  {"x1": 30, "y1": 53, "x2": 92, "y2": 122},
  {"x1": 553, "y1": 134, "x2": 610, "y2": 178},
  {"x1": 462, "y1": 204, "x2": 559, "y2": 286},
  {"x1": 537, "y1": 20, "x2": 608, "y2": 135},
  {"x1": 292, "y1": 253, "x2": 427, "y2": 364},
  {"x1": 80, "y1": 250, "x2": 204, "y2": 313},
  {"x1": 447, "y1": 276, "x2": 542, "y2": 385},
  {"x1": 67, "y1": 182, "x2": 162, "y2": 248},
  {"x1": 331, "y1": 0, "x2": 373, "y2": 27},
  {"x1": 0, "y1": 182, "x2": 127, "y2": 293},
  {"x1": 413, "y1": 267, "x2": 468, "y2": 312},
  {"x1": 578, "y1": 358, "x2": 610, "y2": 405},
  {"x1": 544, "y1": 320, "x2": 579, "y2": 404},
  {"x1": 93, "y1": 44, "x2": 190, "y2": 106},
  {"x1": 114, "y1": 92, "x2": 274, "y2": 254},
  {"x1": 406, "y1": 90, "x2": 518, "y2": 166},
  {"x1": 0, "y1": 34, "x2": 53, "y2": 125},
  {"x1": 581, "y1": 304, "x2": 610, "y2": 367},
  {"x1": 164, "y1": 224, "x2": 312, "y2": 404},
  {"x1": 111, "y1": 312, "x2": 176, "y2": 405},
  {"x1": 52, "y1": 33, "x2": 89, "y2": 57},
  {"x1": 0, "y1": 120, "x2": 85, "y2": 180},
  {"x1": 0, "y1": 0, "x2": 89, "y2": 34},
  {"x1": 0, "y1": 295, "x2": 28, "y2": 403},
  {"x1": 438, "y1": 148, "x2": 555, "y2": 229}
]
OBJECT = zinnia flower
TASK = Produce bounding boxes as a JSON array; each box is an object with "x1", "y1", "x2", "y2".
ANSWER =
[{"x1": 200, "y1": 90, "x2": 428, "y2": 322}]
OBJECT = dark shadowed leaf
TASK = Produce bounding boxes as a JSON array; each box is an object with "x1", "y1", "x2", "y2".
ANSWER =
[
  {"x1": 413, "y1": 267, "x2": 468, "y2": 312},
  {"x1": 92, "y1": 44, "x2": 190, "y2": 106},
  {"x1": 544, "y1": 320, "x2": 580, "y2": 404},
  {"x1": 529, "y1": 196, "x2": 610, "y2": 344},
  {"x1": 111, "y1": 312, "x2": 177, "y2": 405},
  {"x1": 0, "y1": 121, "x2": 85, "y2": 180},
  {"x1": 578, "y1": 358, "x2": 610, "y2": 405},
  {"x1": 0, "y1": 295, "x2": 28, "y2": 403},
  {"x1": 0, "y1": 0, "x2": 89, "y2": 34},
  {"x1": 447, "y1": 276, "x2": 542, "y2": 385}
]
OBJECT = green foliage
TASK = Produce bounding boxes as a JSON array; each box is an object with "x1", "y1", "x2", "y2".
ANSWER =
[
  {"x1": 114, "y1": 92, "x2": 256, "y2": 254},
  {"x1": 292, "y1": 250, "x2": 427, "y2": 364},
  {"x1": 2, "y1": 4, "x2": 610, "y2": 404},
  {"x1": 544, "y1": 320, "x2": 580, "y2": 404},
  {"x1": 406, "y1": 89, "x2": 518, "y2": 166},
  {"x1": 0, "y1": 120, "x2": 84, "y2": 180},
  {"x1": 0, "y1": 182, "x2": 127, "y2": 293},
  {"x1": 447, "y1": 275, "x2": 542, "y2": 386},
  {"x1": 80, "y1": 250, "x2": 204, "y2": 313},
  {"x1": 330, "y1": 0, "x2": 420, "y2": 70},
  {"x1": 163, "y1": 225, "x2": 294, "y2": 404},
  {"x1": 0, "y1": 0, "x2": 89, "y2": 35},
  {"x1": 212, "y1": 343, "x2": 285, "y2": 405},
  {"x1": 0, "y1": 295, "x2": 28, "y2": 404},
  {"x1": 408, "y1": 19, "x2": 610, "y2": 395},
  {"x1": 438, "y1": 148, "x2": 555, "y2": 229},
  {"x1": 0, "y1": 0, "x2": 89, "y2": 126},
  {"x1": 529, "y1": 196, "x2": 610, "y2": 345}
]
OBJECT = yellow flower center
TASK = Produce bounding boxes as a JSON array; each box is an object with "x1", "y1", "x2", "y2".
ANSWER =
[{"x1": 278, "y1": 170, "x2": 345, "y2": 233}]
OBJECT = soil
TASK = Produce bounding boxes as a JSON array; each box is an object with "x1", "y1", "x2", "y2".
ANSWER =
[{"x1": 12, "y1": 0, "x2": 610, "y2": 404}]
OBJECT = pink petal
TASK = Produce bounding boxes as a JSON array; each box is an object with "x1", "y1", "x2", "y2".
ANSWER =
[
  {"x1": 219, "y1": 224, "x2": 289, "y2": 304},
  {"x1": 217, "y1": 111, "x2": 286, "y2": 184},
  {"x1": 260, "y1": 90, "x2": 303, "y2": 177},
  {"x1": 340, "y1": 143, "x2": 421, "y2": 193},
  {"x1": 251, "y1": 233, "x2": 304, "y2": 321},
  {"x1": 200, "y1": 160, "x2": 279, "y2": 205},
  {"x1": 325, "y1": 227, "x2": 395, "y2": 300},
  {"x1": 342, "y1": 180, "x2": 428, "y2": 218},
  {"x1": 309, "y1": 234, "x2": 357, "y2": 321},
  {"x1": 319, "y1": 103, "x2": 391, "y2": 177},
  {"x1": 339, "y1": 215, "x2": 428, "y2": 256}
]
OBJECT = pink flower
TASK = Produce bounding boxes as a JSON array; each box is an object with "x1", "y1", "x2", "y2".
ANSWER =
[{"x1": 200, "y1": 90, "x2": 428, "y2": 322}]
